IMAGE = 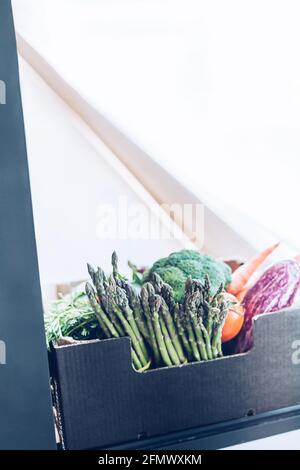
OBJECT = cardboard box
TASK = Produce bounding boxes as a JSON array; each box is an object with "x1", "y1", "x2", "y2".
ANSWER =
[{"x1": 51, "y1": 308, "x2": 300, "y2": 449}]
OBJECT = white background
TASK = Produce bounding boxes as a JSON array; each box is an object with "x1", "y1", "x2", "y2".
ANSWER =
[{"x1": 13, "y1": 0, "x2": 300, "y2": 250}]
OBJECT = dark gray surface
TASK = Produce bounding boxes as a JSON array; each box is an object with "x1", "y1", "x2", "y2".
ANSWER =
[
  {"x1": 53, "y1": 308, "x2": 300, "y2": 449},
  {"x1": 106, "y1": 405, "x2": 300, "y2": 450},
  {"x1": 0, "y1": 0, "x2": 56, "y2": 449}
]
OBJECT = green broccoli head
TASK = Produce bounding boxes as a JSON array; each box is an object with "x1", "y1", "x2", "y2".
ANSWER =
[
  {"x1": 152, "y1": 266, "x2": 187, "y2": 302},
  {"x1": 144, "y1": 250, "x2": 232, "y2": 302}
]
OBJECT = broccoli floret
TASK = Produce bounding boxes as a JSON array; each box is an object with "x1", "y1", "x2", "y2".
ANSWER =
[{"x1": 144, "y1": 250, "x2": 232, "y2": 302}]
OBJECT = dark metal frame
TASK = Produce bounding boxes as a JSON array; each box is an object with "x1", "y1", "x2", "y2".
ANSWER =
[
  {"x1": 0, "y1": 0, "x2": 56, "y2": 450},
  {"x1": 106, "y1": 406, "x2": 300, "y2": 450}
]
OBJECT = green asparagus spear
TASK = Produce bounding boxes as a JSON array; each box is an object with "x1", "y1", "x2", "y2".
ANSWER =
[
  {"x1": 111, "y1": 251, "x2": 128, "y2": 289},
  {"x1": 182, "y1": 279, "x2": 202, "y2": 361},
  {"x1": 85, "y1": 283, "x2": 119, "y2": 338},
  {"x1": 150, "y1": 272, "x2": 163, "y2": 293},
  {"x1": 185, "y1": 315, "x2": 201, "y2": 362},
  {"x1": 87, "y1": 263, "x2": 97, "y2": 284},
  {"x1": 110, "y1": 253, "x2": 150, "y2": 341},
  {"x1": 199, "y1": 318, "x2": 213, "y2": 360},
  {"x1": 150, "y1": 273, "x2": 187, "y2": 362},
  {"x1": 174, "y1": 304, "x2": 193, "y2": 358},
  {"x1": 179, "y1": 300, "x2": 200, "y2": 362},
  {"x1": 111, "y1": 251, "x2": 119, "y2": 279},
  {"x1": 93, "y1": 268, "x2": 106, "y2": 298},
  {"x1": 119, "y1": 278, "x2": 151, "y2": 342},
  {"x1": 151, "y1": 272, "x2": 176, "y2": 313},
  {"x1": 131, "y1": 347, "x2": 143, "y2": 370},
  {"x1": 140, "y1": 284, "x2": 161, "y2": 365},
  {"x1": 185, "y1": 291, "x2": 208, "y2": 361},
  {"x1": 211, "y1": 302, "x2": 227, "y2": 358},
  {"x1": 160, "y1": 298, "x2": 186, "y2": 363},
  {"x1": 93, "y1": 268, "x2": 125, "y2": 337},
  {"x1": 129, "y1": 290, "x2": 151, "y2": 341},
  {"x1": 116, "y1": 285, "x2": 150, "y2": 362},
  {"x1": 149, "y1": 294, "x2": 172, "y2": 367},
  {"x1": 159, "y1": 316, "x2": 181, "y2": 366},
  {"x1": 106, "y1": 285, "x2": 149, "y2": 368},
  {"x1": 203, "y1": 275, "x2": 211, "y2": 303}
]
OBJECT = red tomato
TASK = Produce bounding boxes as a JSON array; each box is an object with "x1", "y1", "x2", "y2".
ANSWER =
[{"x1": 221, "y1": 293, "x2": 244, "y2": 343}]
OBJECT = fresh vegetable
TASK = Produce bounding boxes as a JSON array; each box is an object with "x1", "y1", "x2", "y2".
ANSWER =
[
  {"x1": 221, "y1": 293, "x2": 244, "y2": 343},
  {"x1": 227, "y1": 242, "x2": 280, "y2": 296},
  {"x1": 235, "y1": 259, "x2": 300, "y2": 353},
  {"x1": 47, "y1": 246, "x2": 300, "y2": 372},
  {"x1": 45, "y1": 289, "x2": 100, "y2": 348},
  {"x1": 150, "y1": 273, "x2": 229, "y2": 362},
  {"x1": 82, "y1": 252, "x2": 232, "y2": 369},
  {"x1": 236, "y1": 287, "x2": 248, "y2": 302},
  {"x1": 86, "y1": 264, "x2": 151, "y2": 371},
  {"x1": 143, "y1": 250, "x2": 232, "y2": 302}
]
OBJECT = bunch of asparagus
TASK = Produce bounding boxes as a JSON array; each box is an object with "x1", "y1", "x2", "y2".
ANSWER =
[{"x1": 86, "y1": 252, "x2": 229, "y2": 371}]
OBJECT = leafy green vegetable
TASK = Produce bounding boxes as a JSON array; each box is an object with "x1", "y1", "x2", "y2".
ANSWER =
[
  {"x1": 45, "y1": 289, "x2": 100, "y2": 348},
  {"x1": 143, "y1": 250, "x2": 232, "y2": 302}
]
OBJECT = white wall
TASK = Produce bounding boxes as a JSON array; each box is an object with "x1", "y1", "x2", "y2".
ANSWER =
[
  {"x1": 18, "y1": 58, "x2": 184, "y2": 307},
  {"x1": 12, "y1": 0, "x2": 300, "y2": 249}
]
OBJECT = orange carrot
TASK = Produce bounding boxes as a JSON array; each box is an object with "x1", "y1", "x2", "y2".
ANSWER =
[
  {"x1": 227, "y1": 242, "x2": 280, "y2": 295},
  {"x1": 236, "y1": 287, "x2": 248, "y2": 302}
]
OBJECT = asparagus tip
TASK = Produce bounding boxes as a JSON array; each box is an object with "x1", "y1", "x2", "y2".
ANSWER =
[
  {"x1": 87, "y1": 263, "x2": 96, "y2": 281},
  {"x1": 85, "y1": 282, "x2": 94, "y2": 297},
  {"x1": 112, "y1": 251, "x2": 118, "y2": 276}
]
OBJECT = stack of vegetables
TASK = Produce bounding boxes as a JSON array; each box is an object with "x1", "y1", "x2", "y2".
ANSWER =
[
  {"x1": 46, "y1": 244, "x2": 300, "y2": 371},
  {"x1": 85, "y1": 252, "x2": 232, "y2": 370}
]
